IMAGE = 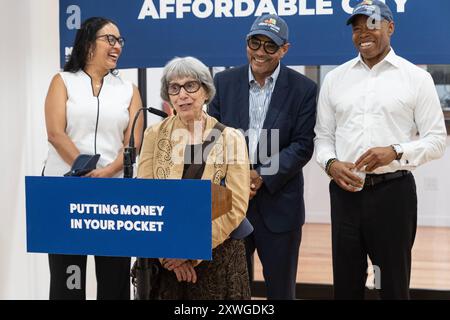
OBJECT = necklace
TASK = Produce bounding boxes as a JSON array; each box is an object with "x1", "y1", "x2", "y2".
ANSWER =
[{"x1": 82, "y1": 69, "x2": 106, "y2": 89}]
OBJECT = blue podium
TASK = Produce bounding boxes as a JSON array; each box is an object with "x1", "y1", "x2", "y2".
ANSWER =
[{"x1": 25, "y1": 177, "x2": 231, "y2": 260}]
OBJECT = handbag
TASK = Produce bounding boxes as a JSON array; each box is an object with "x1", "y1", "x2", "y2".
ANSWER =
[{"x1": 130, "y1": 258, "x2": 161, "y2": 300}]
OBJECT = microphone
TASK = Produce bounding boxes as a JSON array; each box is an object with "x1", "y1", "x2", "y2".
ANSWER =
[
  {"x1": 124, "y1": 107, "x2": 168, "y2": 178},
  {"x1": 146, "y1": 107, "x2": 167, "y2": 119}
]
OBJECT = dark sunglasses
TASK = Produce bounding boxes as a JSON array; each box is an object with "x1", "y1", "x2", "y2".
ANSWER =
[
  {"x1": 96, "y1": 34, "x2": 125, "y2": 48},
  {"x1": 168, "y1": 80, "x2": 202, "y2": 95},
  {"x1": 247, "y1": 37, "x2": 280, "y2": 54}
]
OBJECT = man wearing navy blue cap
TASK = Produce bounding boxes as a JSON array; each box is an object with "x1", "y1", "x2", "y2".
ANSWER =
[
  {"x1": 315, "y1": 0, "x2": 446, "y2": 299},
  {"x1": 209, "y1": 14, "x2": 317, "y2": 299}
]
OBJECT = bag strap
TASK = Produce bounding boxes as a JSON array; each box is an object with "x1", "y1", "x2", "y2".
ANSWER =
[{"x1": 183, "y1": 122, "x2": 226, "y2": 180}]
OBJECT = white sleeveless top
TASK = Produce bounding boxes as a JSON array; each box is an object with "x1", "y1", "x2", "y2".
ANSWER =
[{"x1": 44, "y1": 70, "x2": 132, "y2": 177}]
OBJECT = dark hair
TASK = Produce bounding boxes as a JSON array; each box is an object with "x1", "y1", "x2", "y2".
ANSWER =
[{"x1": 64, "y1": 17, "x2": 118, "y2": 72}]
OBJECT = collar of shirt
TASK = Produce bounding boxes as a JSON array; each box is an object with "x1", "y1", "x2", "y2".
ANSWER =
[
  {"x1": 248, "y1": 63, "x2": 281, "y2": 88},
  {"x1": 351, "y1": 47, "x2": 401, "y2": 71}
]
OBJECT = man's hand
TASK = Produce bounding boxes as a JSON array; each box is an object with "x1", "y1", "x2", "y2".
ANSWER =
[
  {"x1": 249, "y1": 170, "x2": 263, "y2": 200},
  {"x1": 355, "y1": 146, "x2": 397, "y2": 172},
  {"x1": 328, "y1": 160, "x2": 364, "y2": 192}
]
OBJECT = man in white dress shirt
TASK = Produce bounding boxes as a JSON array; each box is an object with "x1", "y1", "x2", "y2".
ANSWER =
[{"x1": 314, "y1": 0, "x2": 447, "y2": 299}]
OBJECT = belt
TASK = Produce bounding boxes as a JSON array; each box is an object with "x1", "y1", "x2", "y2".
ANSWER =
[{"x1": 364, "y1": 170, "x2": 410, "y2": 187}]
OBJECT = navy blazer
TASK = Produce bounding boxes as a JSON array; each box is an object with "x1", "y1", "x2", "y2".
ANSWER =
[{"x1": 208, "y1": 64, "x2": 317, "y2": 233}]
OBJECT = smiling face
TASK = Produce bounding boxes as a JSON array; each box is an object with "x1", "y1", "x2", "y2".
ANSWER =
[
  {"x1": 89, "y1": 23, "x2": 122, "y2": 71},
  {"x1": 351, "y1": 15, "x2": 394, "y2": 68},
  {"x1": 246, "y1": 35, "x2": 289, "y2": 85},
  {"x1": 168, "y1": 77, "x2": 209, "y2": 123}
]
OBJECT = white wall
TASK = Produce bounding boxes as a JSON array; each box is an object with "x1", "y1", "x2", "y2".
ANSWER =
[
  {"x1": 0, "y1": 0, "x2": 56, "y2": 300},
  {"x1": 1, "y1": 0, "x2": 449, "y2": 300}
]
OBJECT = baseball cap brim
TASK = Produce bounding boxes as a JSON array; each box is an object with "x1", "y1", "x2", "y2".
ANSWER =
[
  {"x1": 347, "y1": 12, "x2": 383, "y2": 25},
  {"x1": 246, "y1": 30, "x2": 285, "y2": 46},
  {"x1": 346, "y1": 8, "x2": 392, "y2": 25}
]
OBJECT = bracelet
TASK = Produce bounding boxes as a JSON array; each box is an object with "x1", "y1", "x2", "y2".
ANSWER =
[{"x1": 325, "y1": 158, "x2": 338, "y2": 178}]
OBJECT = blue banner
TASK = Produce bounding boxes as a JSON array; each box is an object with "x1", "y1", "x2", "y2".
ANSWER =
[
  {"x1": 59, "y1": 0, "x2": 450, "y2": 68},
  {"x1": 25, "y1": 176, "x2": 212, "y2": 259}
]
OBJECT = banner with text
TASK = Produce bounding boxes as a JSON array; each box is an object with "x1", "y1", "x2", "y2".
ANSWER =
[
  {"x1": 25, "y1": 176, "x2": 212, "y2": 259},
  {"x1": 59, "y1": 0, "x2": 450, "y2": 68}
]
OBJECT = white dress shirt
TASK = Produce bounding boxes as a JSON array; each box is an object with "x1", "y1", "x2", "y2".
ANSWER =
[{"x1": 314, "y1": 49, "x2": 447, "y2": 174}]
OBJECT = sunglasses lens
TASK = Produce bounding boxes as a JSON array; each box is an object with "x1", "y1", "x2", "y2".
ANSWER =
[
  {"x1": 248, "y1": 37, "x2": 279, "y2": 54},
  {"x1": 248, "y1": 38, "x2": 261, "y2": 50},
  {"x1": 264, "y1": 42, "x2": 279, "y2": 54}
]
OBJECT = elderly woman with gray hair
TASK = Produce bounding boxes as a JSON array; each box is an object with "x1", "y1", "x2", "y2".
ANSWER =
[{"x1": 136, "y1": 57, "x2": 251, "y2": 299}]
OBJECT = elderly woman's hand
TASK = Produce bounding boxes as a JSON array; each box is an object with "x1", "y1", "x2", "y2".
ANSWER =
[
  {"x1": 161, "y1": 258, "x2": 187, "y2": 271},
  {"x1": 172, "y1": 261, "x2": 197, "y2": 283}
]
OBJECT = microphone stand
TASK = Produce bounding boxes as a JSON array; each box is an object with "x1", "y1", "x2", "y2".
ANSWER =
[
  {"x1": 124, "y1": 107, "x2": 168, "y2": 299},
  {"x1": 123, "y1": 107, "x2": 168, "y2": 178}
]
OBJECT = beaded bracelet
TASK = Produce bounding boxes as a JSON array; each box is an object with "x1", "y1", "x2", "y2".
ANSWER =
[{"x1": 325, "y1": 158, "x2": 338, "y2": 178}]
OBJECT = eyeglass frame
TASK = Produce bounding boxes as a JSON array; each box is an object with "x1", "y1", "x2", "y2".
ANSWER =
[
  {"x1": 96, "y1": 34, "x2": 125, "y2": 48},
  {"x1": 247, "y1": 37, "x2": 282, "y2": 54},
  {"x1": 167, "y1": 80, "x2": 203, "y2": 96}
]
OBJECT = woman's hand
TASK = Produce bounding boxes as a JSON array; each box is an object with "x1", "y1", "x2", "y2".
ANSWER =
[
  {"x1": 161, "y1": 258, "x2": 187, "y2": 271},
  {"x1": 172, "y1": 261, "x2": 197, "y2": 283},
  {"x1": 161, "y1": 258, "x2": 198, "y2": 283},
  {"x1": 83, "y1": 166, "x2": 115, "y2": 178}
]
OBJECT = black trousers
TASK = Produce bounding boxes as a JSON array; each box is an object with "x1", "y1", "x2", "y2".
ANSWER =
[
  {"x1": 48, "y1": 254, "x2": 131, "y2": 300},
  {"x1": 245, "y1": 209, "x2": 302, "y2": 300},
  {"x1": 330, "y1": 173, "x2": 417, "y2": 300}
]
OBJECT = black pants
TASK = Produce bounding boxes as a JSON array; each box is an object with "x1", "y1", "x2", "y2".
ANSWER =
[
  {"x1": 48, "y1": 254, "x2": 131, "y2": 300},
  {"x1": 330, "y1": 173, "x2": 417, "y2": 300},
  {"x1": 245, "y1": 209, "x2": 302, "y2": 300}
]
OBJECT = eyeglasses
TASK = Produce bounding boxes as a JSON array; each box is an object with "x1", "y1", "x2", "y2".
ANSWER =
[
  {"x1": 247, "y1": 37, "x2": 280, "y2": 54},
  {"x1": 168, "y1": 80, "x2": 202, "y2": 95},
  {"x1": 96, "y1": 34, "x2": 125, "y2": 48}
]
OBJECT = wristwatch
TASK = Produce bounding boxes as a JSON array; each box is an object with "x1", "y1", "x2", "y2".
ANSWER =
[{"x1": 391, "y1": 144, "x2": 404, "y2": 161}]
